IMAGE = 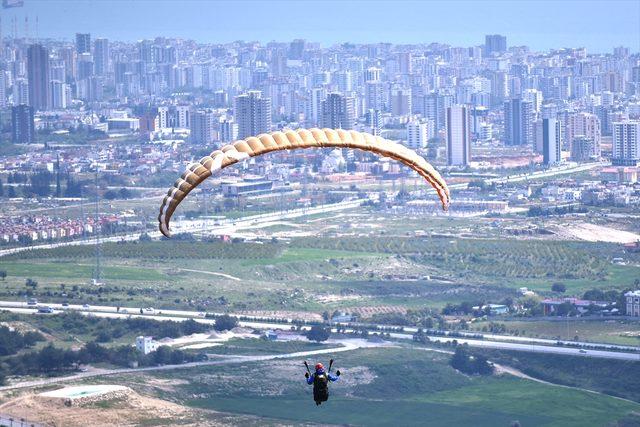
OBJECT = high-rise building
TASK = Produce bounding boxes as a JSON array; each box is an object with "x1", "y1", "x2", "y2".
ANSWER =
[
  {"x1": 365, "y1": 81, "x2": 384, "y2": 111},
  {"x1": 13, "y1": 79, "x2": 29, "y2": 106},
  {"x1": 60, "y1": 47, "x2": 77, "y2": 81},
  {"x1": 364, "y1": 67, "x2": 381, "y2": 82},
  {"x1": 523, "y1": 89, "x2": 543, "y2": 113},
  {"x1": 406, "y1": 120, "x2": 430, "y2": 150},
  {"x1": 234, "y1": 91, "x2": 272, "y2": 139},
  {"x1": 425, "y1": 91, "x2": 454, "y2": 131},
  {"x1": 367, "y1": 109, "x2": 382, "y2": 136},
  {"x1": 11, "y1": 104, "x2": 35, "y2": 144},
  {"x1": 320, "y1": 93, "x2": 356, "y2": 130},
  {"x1": 566, "y1": 112, "x2": 601, "y2": 158},
  {"x1": 612, "y1": 121, "x2": 640, "y2": 166},
  {"x1": 220, "y1": 117, "x2": 239, "y2": 142},
  {"x1": 190, "y1": 109, "x2": 215, "y2": 144},
  {"x1": 484, "y1": 34, "x2": 507, "y2": 56},
  {"x1": 157, "y1": 106, "x2": 169, "y2": 129},
  {"x1": 334, "y1": 70, "x2": 352, "y2": 93},
  {"x1": 77, "y1": 53, "x2": 94, "y2": 80},
  {"x1": 27, "y1": 44, "x2": 50, "y2": 111},
  {"x1": 571, "y1": 137, "x2": 598, "y2": 162},
  {"x1": 176, "y1": 105, "x2": 190, "y2": 128},
  {"x1": 446, "y1": 105, "x2": 471, "y2": 166},
  {"x1": 542, "y1": 118, "x2": 562, "y2": 165},
  {"x1": 391, "y1": 87, "x2": 411, "y2": 116},
  {"x1": 307, "y1": 87, "x2": 325, "y2": 126},
  {"x1": 75, "y1": 33, "x2": 91, "y2": 54},
  {"x1": 94, "y1": 38, "x2": 109, "y2": 75},
  {"x1": 0, "y1": 71, "x2": 6, "y2": 109},
  {"x1": 504, "y1": 98, "x2": 534, "y2": 146},
  {"x1": 397, "y1": 52, "x2": 412, "y2": 74},
  {"x1": 50, "y1": 80, "x2": 67, "y2": 109},
  {"x1": 288, "y1": 39, "x2": 306, "y2": 60}
]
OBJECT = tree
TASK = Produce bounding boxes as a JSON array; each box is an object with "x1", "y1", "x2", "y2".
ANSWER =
[
  {"x1": 450, "y1": 345, "x2": 494, "y2": 375},
  {"x1": 118, "y1": 188, "x2": 132, "y2": 199},
  {"x1": 551, "y1": 283, "x2": 566, "y2": 293},
  {"x1": 29, "y1": 171, "x2": 53, "y2": 197},
  {"x1": 0, "y1": 270, "x2": 6, "y2": 281},
  {"x1": 7, "y1": 186, "x2": 16, "y2": 198},
  {"x1": 25, "y1": 278, "x2": 37, "y2": 290},
  {"x1": 214, "y1": 314, "x2": 238, "y2": 332},
  {"x1": 306, "y1": 325, "x2": 330, "y2": 342},
  {"x1": 0, "y1": 180, "x2": 4, "y2": 197}
]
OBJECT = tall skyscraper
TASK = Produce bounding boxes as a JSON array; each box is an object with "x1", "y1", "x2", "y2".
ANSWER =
[
  {"x1": 27, "y1": 44, "x2": 50, "y2": 111},
  {"x1": 446, "y1": 105, "x2": 471, "y2": 166},
  {"x1": 320, "y1": 93, "x2": 356, "y2": 130},
  {"x1": 234, "y1": 91, "x2": 272, "y2": 139},
  {"x1": 190, "y1": 109, "x2": 215, "y2": 144},
  {"x1": 542, "y1": 118, "x2": 562, "y2": 165},
  {"x1": 75, "y1": 33, "x2": 91, "y2": 54},
  {"x1": 94, "y1": 38, "x2": 109, "y2": 75},
  {"x1": 484, "y1": 34, "x2": 507, "y2": 56},
  {"x1": 612, "y1": 121, "x2": 640, "y2": 166},
  {"x1": 504, "y1": 98, "x2": 534, "y2": 146},
  {"x1": 11, "y1": 104, "x2": 35, "y2": 144}
]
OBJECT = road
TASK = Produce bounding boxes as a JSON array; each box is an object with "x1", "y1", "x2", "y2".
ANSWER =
[
  {"x1": 0, "y1": 341, "x2": 363, "y2": 392},
  {"x1": 1, "y1": 300, "x2": 638, "y2": 362}
]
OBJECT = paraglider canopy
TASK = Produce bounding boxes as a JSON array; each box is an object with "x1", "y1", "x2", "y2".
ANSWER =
[{"x1": 158, "y1": 128, "x2": 450, "y2": 237}]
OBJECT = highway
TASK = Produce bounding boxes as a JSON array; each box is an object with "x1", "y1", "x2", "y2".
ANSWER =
[{"x1": 1, "y1": 300, "x2": 638, "y2": 362}]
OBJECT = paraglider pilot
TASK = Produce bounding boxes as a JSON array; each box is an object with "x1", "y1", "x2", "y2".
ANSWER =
[{"x1": 305, "y1": 361, "x2": 340, "y2": 405}]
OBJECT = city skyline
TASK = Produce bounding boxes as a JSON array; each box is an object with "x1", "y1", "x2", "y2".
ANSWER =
[{"x1": 2, "y1": 0, "x2": 639, "y2": 53}]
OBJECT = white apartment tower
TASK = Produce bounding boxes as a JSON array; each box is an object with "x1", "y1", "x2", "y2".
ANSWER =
[
  {"x1": 612, "y1": 121, "x2": 639, "y2": 166},
  {"x1": 542, "y1": 118, "x2": 562, "y2": 165},
  {"x1": 406, "y1": 120, "x2": 429, "y2": 150},
  {"x1": 446, "y1": 105, "x2": 471, "y2": 166}
]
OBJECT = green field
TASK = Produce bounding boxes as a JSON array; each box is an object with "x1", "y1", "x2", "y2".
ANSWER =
[{"x1": 1, "y1": 208, "x2": 638, "y2": 326}]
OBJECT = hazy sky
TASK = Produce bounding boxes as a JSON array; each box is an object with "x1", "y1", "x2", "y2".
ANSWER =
[{"x1": 2, "y1": 0, "x2": 640, "y2": 52}]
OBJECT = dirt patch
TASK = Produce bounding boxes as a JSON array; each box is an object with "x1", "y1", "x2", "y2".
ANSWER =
[
  {"x1": 554, "y1": 222, "x2": 640, "y2": 244},
  {"x1": 0, "y1": 388, "x2": 207, "y2": 426},
  {"x1": 316, "y1": 294, "x2": 366, "y2": 304}
]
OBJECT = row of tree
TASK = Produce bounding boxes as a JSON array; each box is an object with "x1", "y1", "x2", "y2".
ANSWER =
[{"x1": 0, "y1": 342, "x2": 198, "y2": 381}]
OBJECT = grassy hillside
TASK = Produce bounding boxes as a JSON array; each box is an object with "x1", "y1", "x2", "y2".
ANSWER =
[{"x1": 128, "y1": 347, "x2": 640, "y2": 427}]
